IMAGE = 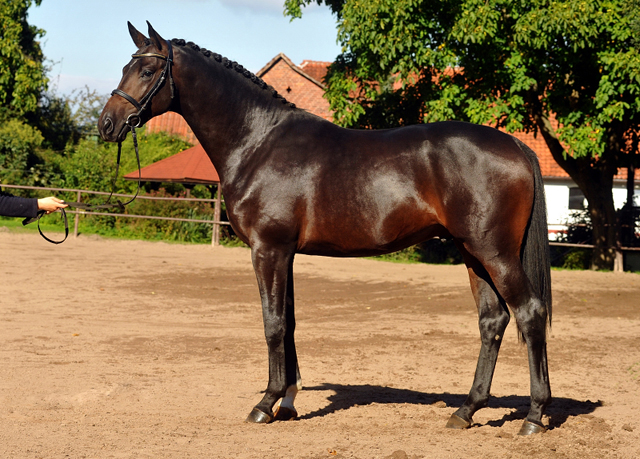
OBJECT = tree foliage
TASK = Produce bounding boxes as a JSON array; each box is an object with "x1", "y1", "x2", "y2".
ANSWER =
[
  {"x1": 27, "y1": 87, "x2": 110, "y2": 151},
  {"x1": 0, "y1": 0, "x2": 47, "y2": 118},
  {"x1": 0, "y1": 118, "x2": 44, "y2": 184},
  {"x1": 286, "y1": 0, "x2": 640, "y2": 269},
  {"x1": 67, "y1": 86, "x2": 110, "y2": 138}
]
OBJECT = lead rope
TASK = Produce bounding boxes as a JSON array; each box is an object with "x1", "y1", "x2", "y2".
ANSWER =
[
  {"x1": 23, "y1": 125, "x2": 142, "y2": 244},
  {"x1": 25, "y1": 39, "x2": 173, "y2": 244}
]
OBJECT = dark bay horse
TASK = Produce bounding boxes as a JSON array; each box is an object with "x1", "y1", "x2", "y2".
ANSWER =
[{"x1": 99, "y1": 22, "x2": 552, "y2": 435}]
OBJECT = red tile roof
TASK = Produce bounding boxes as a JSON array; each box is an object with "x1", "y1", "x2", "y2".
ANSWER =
[
  {"x1": 123, "y1": 143, "x2": 219, "y2": 184},
  {"x1": 146, "y1": 111, "x2": 198, "y2": 143},
  {"x1": 257, "y1": 53, "x2": 332, "y2": 121},
  {"x1": 299, "y1": 59, "x2": 331, "y2": 83}
]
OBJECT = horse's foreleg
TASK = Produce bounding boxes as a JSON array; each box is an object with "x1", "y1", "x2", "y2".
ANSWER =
[
  {"x1": 245, "y1": 245, "x2": 300, "y2": 424},
  {"x1": 447, "y1": 260, "x2": 510, "y2": 429},
  {"x1": 272, "y1": 260, "x2": 301, "y2": 421}
]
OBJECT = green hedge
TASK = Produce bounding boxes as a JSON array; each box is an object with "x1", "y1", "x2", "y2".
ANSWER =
[{"x1": 2, "y1": 128, "x2": 240, "y2": 244}]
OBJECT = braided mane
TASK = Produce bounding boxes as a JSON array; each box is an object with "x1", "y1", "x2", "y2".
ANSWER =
[{"x1": 171, "y1": 38, "x2": 296, "y2": 109}]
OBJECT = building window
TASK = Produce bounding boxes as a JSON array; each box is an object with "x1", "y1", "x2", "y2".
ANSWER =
[{"x1": 569, "y1": 187, "x2": 587, "y2": 210}]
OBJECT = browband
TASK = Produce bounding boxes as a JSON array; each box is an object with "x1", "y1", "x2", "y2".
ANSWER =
[{"x1": 132, "y1": 52, "x2": 168, "y2": 60}]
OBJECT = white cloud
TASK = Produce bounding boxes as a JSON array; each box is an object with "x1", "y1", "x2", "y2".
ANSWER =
[{"x1": 218, "y1": 0, "x2": 286, "y2": 14}]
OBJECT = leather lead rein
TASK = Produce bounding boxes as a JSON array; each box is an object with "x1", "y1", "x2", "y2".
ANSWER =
[
  {"x1": 25, "y1": 40, "x2": 174, "y2": 244},
  {"x1": 23, "y1": 126, "x2": 142, "y2": 244}
]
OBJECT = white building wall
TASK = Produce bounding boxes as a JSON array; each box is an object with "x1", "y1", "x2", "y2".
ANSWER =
[
  {"x1": 545, "y1": 184, "x2": 571, "y2": 240},
  {"x1": 544, "y1": 182, "x2": 639, "y2": 240},
  {"x1": 613, "y1": 188, "x2": 640, "y2": 208}
]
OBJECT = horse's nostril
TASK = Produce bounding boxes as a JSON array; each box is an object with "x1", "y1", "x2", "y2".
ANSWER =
[{"x1": 103, "y1": 117, "x2": 114, "y2": 135}]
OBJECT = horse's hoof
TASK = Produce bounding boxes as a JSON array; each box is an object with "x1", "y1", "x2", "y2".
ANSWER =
[
  {"x1": 518, "y1": 420, "x2": 546, "y2": 435},
  {"x1": 445, "y1": 413, "x2": 472, "y2": 429},
  {"x1": 245, "y1": 408, "x2": 272, "y2": 424},
  {"x1": 273, "y1": 406, "x2": 298, "y2": 421}
]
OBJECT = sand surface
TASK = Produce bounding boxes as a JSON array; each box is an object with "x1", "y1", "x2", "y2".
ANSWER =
[{"x1": 1, "y1": 230, "x2": 639, "y2": 458}]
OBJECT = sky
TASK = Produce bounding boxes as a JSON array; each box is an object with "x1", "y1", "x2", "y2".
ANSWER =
[{"x1": 27, "y1": 0, "x2": 341, "y2": 96}]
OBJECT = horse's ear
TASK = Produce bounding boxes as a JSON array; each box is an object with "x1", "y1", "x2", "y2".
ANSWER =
[
  {"x1": 128, "y1": 22, "x2": 148, "y2": 48},
  {"x1": 147, "y1": 21, "x2": 165, "y2": 51}
]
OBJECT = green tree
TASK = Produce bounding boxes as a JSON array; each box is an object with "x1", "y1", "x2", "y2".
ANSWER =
[
  {"x1": 629, "y1": 0, "x2": 640, "y2": 49},
  {"x1": 0, "y1": 0, "x2": 54, "y2": 187},
  {"x1": 0, "y1": 0, "x2": 48, "y2": 118},
  {"x1": 28, "y1": 87, "x2": 109, "y2": 151},
  {"x1": 29, "y1": 92, "x2": 78, "y2": 151},
  {"x1": 67, "y1": 86, "x2": 109, "y2": 138},
  {"x1": 286, "y1": 0, "x2": 640, "y2": 270},
  {"x1": 0, "y1": 118, "x2": 45, "y2": 184}
]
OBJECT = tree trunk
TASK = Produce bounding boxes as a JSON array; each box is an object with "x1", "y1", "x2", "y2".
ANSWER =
[
  {"x1": 574, "y1": 157, "x2": 619, "y2": 270},
  {"x1": 584, "y1": 182, "x2": 618, "y2": 270},
  {"x1": 621, "y1": 164, "x2": 636, "y2": 247},
  {"x1": 532, "y1": 110, "x2": 621, "y2": 270}
]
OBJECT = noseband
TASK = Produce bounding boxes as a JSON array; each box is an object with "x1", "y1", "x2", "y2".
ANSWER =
[{"x1": 111, "y1": 39, "x2": 175, "y2": 128}]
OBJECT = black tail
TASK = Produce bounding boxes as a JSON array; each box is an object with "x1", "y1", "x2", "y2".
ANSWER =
[{"x1": 514, "y1": 137, "x2": 552, "y2": 326}]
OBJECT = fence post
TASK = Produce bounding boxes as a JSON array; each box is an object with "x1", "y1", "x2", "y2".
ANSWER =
[
  {"x1": 74, "y1": 191, "x2": 81, "y2": 238},
  {"x1": 614, "y1": 247, "x2": 624, "y2": 272},
  {"x1": 212, "y1": 184, "x2": 222, "y2": 246}
]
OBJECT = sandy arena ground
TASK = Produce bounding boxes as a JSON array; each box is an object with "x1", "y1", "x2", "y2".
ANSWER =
[{"x1": 1, "y1": 230, "x2": 639, "y2": 458}]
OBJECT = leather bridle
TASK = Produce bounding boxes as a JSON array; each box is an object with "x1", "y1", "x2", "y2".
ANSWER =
[
  {"x1": 111, "y1": 39, "x2": 176, "y2": 129},
  {"x1": 23, "y1": 40, "x2": 176, "y2": 244}
]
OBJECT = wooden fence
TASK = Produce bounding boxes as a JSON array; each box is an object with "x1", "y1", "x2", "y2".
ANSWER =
[
  {"x1": 1, "y1": 184, "x2": 230, "y2": 246},
  {"x1": 3, "y1": 184, "x2": 639, "y2": 270}
]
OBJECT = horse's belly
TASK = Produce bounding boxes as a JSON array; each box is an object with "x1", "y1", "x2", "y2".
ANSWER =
[{"x1": 296, "y1": 219, "x2": 447, "y2": 257}]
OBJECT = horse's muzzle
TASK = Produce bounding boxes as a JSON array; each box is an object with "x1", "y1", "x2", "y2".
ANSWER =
[{"x1": 99, "y1": 115, "x2": 129, "y2": 143}]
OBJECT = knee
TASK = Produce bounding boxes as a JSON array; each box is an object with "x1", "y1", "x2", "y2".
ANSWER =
[
  {"x1": 479, "y1": 308, "x2": 510, "y2": 332},
  {"x1": 479, "y1": 309, "x2": 510, "y2": 345},
  {"x1": 264, "y1": 321, "x2": 286, "y2": 348}
]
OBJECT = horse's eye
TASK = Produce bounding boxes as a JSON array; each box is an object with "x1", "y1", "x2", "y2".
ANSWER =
[{"x1": 141, "y1": 70, "x2": 154, "y2": 79}]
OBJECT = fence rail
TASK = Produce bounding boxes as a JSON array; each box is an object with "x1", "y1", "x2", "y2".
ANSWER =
[
  {"x1": 3, "y1": 184, "x2": 639, "y2": 268},
  {"x1": 549, "y1": 241, "x2": 640, "y2": 251},
  {"x1": 1, "y1": 183, "x2": 230, "y2": 246}
]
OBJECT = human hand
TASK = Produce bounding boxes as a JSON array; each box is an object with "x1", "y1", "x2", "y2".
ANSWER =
[{"x1": 37, "y1": 197, "x2": 68, "y2": 214}]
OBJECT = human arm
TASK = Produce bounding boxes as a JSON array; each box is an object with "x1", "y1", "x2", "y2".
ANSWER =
[
  {"x1": 0, "y1": 191, "x2": 39, "y2": 218},
  {"x1": 0, "y1": 192, "x2": 67, "y2": 218}
]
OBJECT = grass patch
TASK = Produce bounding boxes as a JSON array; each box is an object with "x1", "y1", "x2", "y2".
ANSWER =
[
  {"x1": 369, "y1": 247, "x2": 424, "y2": 264},
  {"x1": 1, "y1": 216, "x2": 67, "y2": 235},
  {"x1": 370, "y1": 239, "x2": 463, "y2": 265},
  {"x1": 1, "y1": 214, "x2": 248, "y2": 248}
]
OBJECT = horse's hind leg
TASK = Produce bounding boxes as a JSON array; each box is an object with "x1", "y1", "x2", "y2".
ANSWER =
[
  {"x1": 465, "y1": 250, "x2": 551, "y2": 434},
  {"x1": 509, "y1": 282, "x2": 550, "y2": 435},
  {"x1": 245, "y1": 244, "x2": 301, "y2": 423},
  {"x1": 447, "y1": 254, "x2": 510, "y2": 429}
]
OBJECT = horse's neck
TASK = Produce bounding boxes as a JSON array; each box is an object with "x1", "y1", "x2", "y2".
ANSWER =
[{"x1": 175, "y1": 58, "x2": 291, "y2": 188}]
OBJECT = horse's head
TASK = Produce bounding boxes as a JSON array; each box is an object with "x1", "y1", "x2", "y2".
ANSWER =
[{"x1": 99, "y1": 22, "x2": 176, "y2": 143}]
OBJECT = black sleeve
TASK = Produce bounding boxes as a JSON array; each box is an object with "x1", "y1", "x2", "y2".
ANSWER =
[{"x1": 0, "y1": 191, "x2": 39, "y2": 218}]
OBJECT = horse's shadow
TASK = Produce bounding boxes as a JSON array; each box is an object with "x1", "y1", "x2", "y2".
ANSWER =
[{"x1": 298, "y1": 383, "x2": 601, "y2": 430}]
